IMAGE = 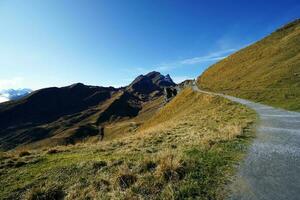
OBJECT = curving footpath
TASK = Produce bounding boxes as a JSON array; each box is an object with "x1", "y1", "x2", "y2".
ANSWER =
[{"x1": 192, "y1": 85, "x2": 300, "y2": 200}]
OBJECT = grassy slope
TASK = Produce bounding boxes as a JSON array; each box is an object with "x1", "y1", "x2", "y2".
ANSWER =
[
  {"x1": 0, "y1": 89, "x2": 256, "y2": 200},
  {"x1": 17, "y1": 95, "x2": 164, "y2": 150},
  {"x1": 197, "y1": 19, "x2": 300, "y2": 111}
]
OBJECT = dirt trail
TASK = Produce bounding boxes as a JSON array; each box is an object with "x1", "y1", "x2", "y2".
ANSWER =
[{"x1": 192, "y1": 85, "x2": 300, "y2": 200}]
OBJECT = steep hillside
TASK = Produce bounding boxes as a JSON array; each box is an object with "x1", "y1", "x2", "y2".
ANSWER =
[
  {"x1": 0, "y1": 84, "x2": 117, "y2": 150},
  {"x1": 0, "y1": 88, "x2": 256, "y2": 199},
  {"x1": 0, "y1": 83, "x2": 117, "y2": 129},
  {"x1": 197, "y1": 19, "x2": 300, "y2": 111},
  {"x1": 0, "y1": 72, "x2": 175, "y2": 150}
]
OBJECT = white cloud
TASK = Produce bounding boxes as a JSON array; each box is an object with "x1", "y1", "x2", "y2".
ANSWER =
[
  {"x1": 122, "y1": 45, "x2": 241, "y2": 83},
  {"x1": 0, "y1": 96, "x2": 9, "y2": 103},
  {"x1": 0, "y1": 77, "x2": 24, "y2": 90},
  {"x1": 172, "y1": 76, "x2": 194, "y2": 84},
  {"x1": 152, "y1": 48, "x2": 238, "y2": 73},
  {"x1": 180, "y1": 48, "x2": 236, "y2": 65}
]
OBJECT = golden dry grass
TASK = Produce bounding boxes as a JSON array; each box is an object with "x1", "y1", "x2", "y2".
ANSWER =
[
  {"x1": 197, "y1": 19, "x2": 300, "y2": 111},
  {"x1": 140, "y1": 88, "x2": 254, "y2": 146},
  {"x1": 0, "y1": 88, "x2": 256, "y2": 199}
]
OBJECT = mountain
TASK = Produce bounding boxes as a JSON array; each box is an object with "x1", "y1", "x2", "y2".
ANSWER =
[
  {"x1": 0, "y1": 88, "x2": 32, "y2": 103},
  {"x1": 127, "y1": 71, "x2": 175, "y2": 97},
  {"x1": 197, "y1": 19, "x2": 300, "y2": 111},
  {"x1": 0, "y1": 83, "x2": 116, "y2": 129},
  {"x1": 0, "y1": 71, "x2": 176, "y2": 150},
  {"x1": 0, "y1": 78, "x2": 256, "y2": 200}
]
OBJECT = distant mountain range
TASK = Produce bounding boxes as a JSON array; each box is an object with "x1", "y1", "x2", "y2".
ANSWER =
[
  {"x1": 0, "y1": 88, "x2": 32, "y2": 103},
  {"x1": 0, "y1": 71, "x2": 177, "y2": 150}
]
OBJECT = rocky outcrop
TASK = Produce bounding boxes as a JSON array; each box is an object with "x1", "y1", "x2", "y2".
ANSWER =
[
  {"x1": 164, "y1": 87, "x2": 178, "y2": 102},
  {"x1": 127, "y1": 71, "x2": 175, "y2": 96},
  {"x1": 177, "y1": 79, "x2": 195, "y2": 90}
]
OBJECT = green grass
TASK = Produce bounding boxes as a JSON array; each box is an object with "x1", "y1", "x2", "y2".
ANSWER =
[
  {"x1": 197, "y1": 19, "x2": 300, "y2": 111},
  {"x1": 0, "y1": 89, "x2": 256, "y2": 200}
]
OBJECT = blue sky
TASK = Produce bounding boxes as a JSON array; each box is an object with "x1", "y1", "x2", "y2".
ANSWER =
[{"x1": 0, "y1": 0, "x2": 299, "y2": 90}]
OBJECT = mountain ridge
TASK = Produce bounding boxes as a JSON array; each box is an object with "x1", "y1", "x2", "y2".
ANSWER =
[{"x1": 0, "y1": 71, "x2": 176, "y2": 150}]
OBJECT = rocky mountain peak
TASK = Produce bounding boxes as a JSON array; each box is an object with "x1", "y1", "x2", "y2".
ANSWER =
[{"x1": 127, "y1": 71, "x2": 175, "y2": 95}]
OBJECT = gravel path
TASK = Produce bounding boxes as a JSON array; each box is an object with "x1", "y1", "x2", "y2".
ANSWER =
[{"x1": 192, "y1": 85, "x2": 300, "y2": 200}]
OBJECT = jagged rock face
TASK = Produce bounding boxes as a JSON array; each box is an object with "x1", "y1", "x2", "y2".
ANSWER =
[
  {"x1": 127, "y1": 71, "x2": 175, "y2": 96},
  {"x1": 145, "y1": 71, "x2": 175, "y2": 87},
  {"x1": 164, "y1": 87, "x2": 178, "y2": 102},
  {"x1": 177, "y1": 79, "x2": 195, "y2": 90},
  {"x1": 128, "y1": 75, "x2": 160, "y2": 94}
]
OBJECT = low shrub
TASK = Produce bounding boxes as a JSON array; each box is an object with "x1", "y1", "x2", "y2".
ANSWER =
[{"x1": 156, "y1": 155, "x2": 187, "y2": 182}]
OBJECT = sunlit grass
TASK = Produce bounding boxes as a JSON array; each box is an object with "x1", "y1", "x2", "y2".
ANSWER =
[
  {"x1": 197, "y1": 19, "x2": 300, "y2": 111},
  {"x1": 0, "y1": 89, "x2": 256, "y2": 199}
]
